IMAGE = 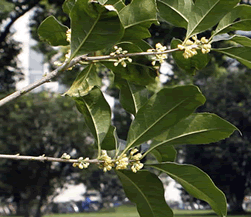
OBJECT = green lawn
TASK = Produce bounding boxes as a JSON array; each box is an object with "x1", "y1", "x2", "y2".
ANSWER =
[
  {"x1": 44, "y1": 205, "x2": 251, "y2": 217},
  {"x1": 4, "y1": 206, "x2": 251, "y2": 217},
  {"x1": 45, "y1": 205, "x2": 139, "y2": 217}
]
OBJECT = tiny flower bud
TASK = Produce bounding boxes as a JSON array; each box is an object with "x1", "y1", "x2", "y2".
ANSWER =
[
  {"x1": 177, "y1": 44, "x2": 185, "y2": 50},
  {"x1": 201, "y1": 37, "x2": 208, "y2": 44},
  {"x1": 185, "y1": 39, "x2": 194, "y2": 45}
]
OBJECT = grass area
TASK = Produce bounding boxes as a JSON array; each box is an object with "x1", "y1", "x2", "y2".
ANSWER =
[
  {"x1": 4, "y1": 206, "x2": 251, "y2": 217},
  {"x1": 44, "y1": 206, "x2": 251, "y2": 217},
  {"x1": 46, "y1": 205, "x2": 139, "y2": 217}
]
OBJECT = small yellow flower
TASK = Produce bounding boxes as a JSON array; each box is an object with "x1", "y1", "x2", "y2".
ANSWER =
[
  {"x1": 130, "y1": 148, "x2": 139, "y2": 156},
  {"x1": 61, "y1": 153, "x2": 71, "y2": 159},
  {"x1": 53, "y1": 50, "x2": 73, "y2": 70},
  {"x1": 177, "y1": 35, "x2": 211, "y2": 59},
  {"x1": 110, "y1": 46, "x2": 132, "y2": 67},
  {"x1": 66, "y1": 29, "x2": 71, "y2": 42},
  {"x1": 116, "y1": 154, "x2": 129, "y2": 170},
  {"x1": 131, "y1": 161, "x2": 144, "y2": 173},
  {"x1": 147, "y1": 43, "x2": 168, "y2": 65},
  {"x1": 99, "y1": 150, "x2": 114, "y2": 172},
  {"x1": 129, "y1": 148, "x2": 144, "y2": 173},
  {"x1": 72, "y1": 157, "x2": 90, "y2": 169}
]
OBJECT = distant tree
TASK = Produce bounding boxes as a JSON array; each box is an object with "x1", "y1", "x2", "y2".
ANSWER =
[
  {"x1": 0, "y1": 0, "x2": 42, "y2": 92},
  {"x1": 182, "y1": 71, "x2": 251, "y2": 213},
  {"x1": 0, "y1": 0, "x2": 68, "y2": 93},
  {"x1": 0, "y1": 92, "x2": 93, "y2": 217}
]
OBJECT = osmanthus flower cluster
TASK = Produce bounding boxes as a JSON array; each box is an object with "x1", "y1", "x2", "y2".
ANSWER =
[
  {"x1": 110, "y1": 46, "x2": 132, "y2": 67},
  {"x1": 178, "y1": 35, "x2": 211, "y2": 59},
  {"x1": 99, "y1": 148, "x2": 143, "y2": 173},
  {"x1": 61, "y1": 153, "x2": 90, "y2": 169},
  {"x1": 73, "y1": 157, "x2": 90, "y2": 169},
  {"x1": 64, "y1": 148, "x2": 144, "y2": 173},
  {"x1": 147, "y1": 43, "x2": 168, "y2": 65}
]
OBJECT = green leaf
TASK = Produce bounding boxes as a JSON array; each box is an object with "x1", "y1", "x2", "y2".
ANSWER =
[
  {"x1": 103, "y1": 61, "x2": 156, "y2": 86},
  {"x1": 74, "y1": 87, "x2": 111, "y2": 148},
  {"x1": 186, "y1": 0, "x2": 239, "y2": 39},
  {"x1": 105, "y1": 0, "x2": 125, "y2": 11},
  {"x1": 150, "y1": 144, "x2": 177, "y2": 162},
  {"x1": 171, "y1": 39, "x2": 210, "y2": 75},
  {"x1": 62, "y1": 0, "x2": 76, "y2": 15},
  {"x1": 150, "y1": 163, "x2": 227, "y2": 217},
  {"x1": 213, "y1": 46, "x2": 251, "y2": 68},
  {"x1": 101, "y1": 125, "x2": 118, "y2": 150},
  {"x1": 213, "y1": 5, "x2": 251, "y2": 37},
  {"x1": 116, "y1": 77, "x2": 149, "y2": 115},
  {"x1": 157, "y1": 0, "x2": 193, "y2": 29},
  {"x1": 116, "y1": 170, "x2": 173, "y2": 217},
  {"x1": 97, "y1": 0, "x2": 107, "y2": 4},
  {"x1": 146, "y1": 113, "x2": 239, "y2": 155},
  {"x1": 63, "y1": 64, "x2": 96, "y2": 97},
  {"x1": 230, "y1": 35, "x2": 251, "y2": 47},
  {"x1": 125, "y1": 85, "x2": 206, "y2": 149},
  {"x1": 37, "y1": 15, "x2": 69, "y2": 46},
  {"x1": 119, "y1": 0, "x2": 158, "y2": 41},
  {"x1": 116, "y1": 41, "x2": 151, "y2": 53},
  {"x1": 70, "y1": 0, "x2": 124, "y2": 58},
  {"x1": 86, "y1": 66, "x2": 102, "y2": 88}
]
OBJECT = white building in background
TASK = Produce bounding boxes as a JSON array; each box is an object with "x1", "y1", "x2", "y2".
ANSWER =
[{"x1": 13, "y1": 10, "x2": 65, "y2": 93}]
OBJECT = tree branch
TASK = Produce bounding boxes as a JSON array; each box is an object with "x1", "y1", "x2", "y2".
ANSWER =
[
  {"x1": 0, "y1": 48, "x2": 179, "y2": 107},
  {"x1": 0, "y1": 154, "x2": 100, "y2": 164},
  {"x1": 80, "y1": 48, "x2": 179, "y2": 61},
  {"x1": 0, "y1": 58, "x2": 78, "y2": 107}
]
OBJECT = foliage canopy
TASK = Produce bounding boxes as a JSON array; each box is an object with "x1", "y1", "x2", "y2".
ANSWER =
[{"x1": 1, "y1": 0, "x2": 251, "y2": 217}]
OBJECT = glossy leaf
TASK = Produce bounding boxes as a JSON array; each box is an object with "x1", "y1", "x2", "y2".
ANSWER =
[
  {"x1": 116, "y1": 78, "x2": 149, "y2": 115},
  {"x1": 62, "y1": 0, "x2": 75, "y2": 15},
  {"x1": 150, "y1": 144, "x2": 177, "y2": 162},
  {"x1": 211, "y1": 34, "x2": 233, "y2": 43},
  {"x1": 157, "y1": 0, "x2": 193, "y2": 28},
  {"x1": 214, "y1": 47, "x2": 251, "y2": 68},
  {"x1": 126, "y1": 85, "x2": 206, "y2": 149},
  {"x1": 86, "y1": 66, "x2": 102, "y2": 88},
  {"x1": 116, "y1": 41, "x2": 152, "y2": 53},
  {"x1": 105, "y1": 0, "x2": 125, "y2": 11},
  {"x1": 101, "y1": 125, "x2": 118, "y2": 150},
  {"x1": 230, "y1": 35, "x2": 251, "y2": 47},
  {"x1": 70, "y1": 0, "x2": 124, "y2": 58},
  {"x1": 74, "y1": 87, "x2": 111, "y2": 147},
  {"x1": 186, "y1": 0, "x2": 239, "y2": 39},
  {"x1": 97, "y1": 0, "x2": 107, "y2": 4},
  {"x1": 110, "y1": 41, "x2": 154, "y2": 86},
  {"x1": 150, "y1": 163, "x2": 227, "y2": 217},
  {"x1": 171, "y1": 39, "x2": 210, "y2": 75},
  {"x1": 117, "y1": 170, "x2": 173, "y2": 217},
  {"x1": 37, "y1": 15, "x2": 69, "y2": 46},
  {"x1": 213, "y1": 4, "x2": 251, "y2": 37},
  {"x1": 103, "y1": 62, "x2": 156, "y2": 86},
  {"x1": 147, "y1": 113, "x2": 239, "y2": 155},
  {"x1": 63, "y1": 64, "x2": 96, "y2": 97},
  {"x1": 119, "y1": 0, "x2": 158, "y2": 41}
]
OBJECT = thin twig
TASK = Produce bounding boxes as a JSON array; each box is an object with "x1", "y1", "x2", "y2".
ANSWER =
[
  {"x1": 0, "y1": 154, "x2": 139, "y2": 164},
  {"x1": 0, "y1": 58, "x2": 78, "y2": 107},
  {"x1": 0, "y1": 154, "x2": 100, "y2": 164},
  {"x1": 0, "y1": 48, "x2": 180, "y2": 107},
  {"x1": 80, "y1": 48, "x2": 179, "y2": 61}
]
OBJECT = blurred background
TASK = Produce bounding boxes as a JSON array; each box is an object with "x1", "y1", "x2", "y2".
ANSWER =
[{"x1": 1, "y1": 0, "x2": 251, "y2": 216}]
